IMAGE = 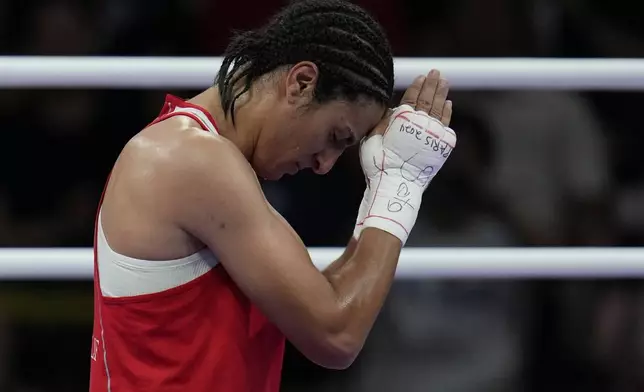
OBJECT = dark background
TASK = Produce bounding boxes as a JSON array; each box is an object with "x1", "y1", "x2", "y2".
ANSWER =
[{"x1": 1, "y1": 0, "x2": 644, "y2": 391}]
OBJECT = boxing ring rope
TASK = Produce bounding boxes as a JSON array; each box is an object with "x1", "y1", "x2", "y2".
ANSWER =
[
  {"x1": 2, "y1": 56, "x2": 644, "y2": 90},
  {"x1": 1, "y1": 56, "x2": 643, "y2": 279},
  {"x1": 0, "y1": 248, "x2": 643, "y2": 280}
]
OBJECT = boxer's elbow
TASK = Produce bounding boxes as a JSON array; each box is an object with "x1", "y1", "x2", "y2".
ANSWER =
[
  {"x1": 305, "y1": 331, "x2": 360, "y2": 370},
  {"x1": 323, "y1": 331, "x2": 362, "y2": 369},
  {"x1": 301, "y1": 311, "x2": 362, "y2": 370}
]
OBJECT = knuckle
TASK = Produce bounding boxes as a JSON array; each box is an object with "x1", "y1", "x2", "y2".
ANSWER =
[
  {"x1": 416, "y1": 99, "x2": 432, "y2": 109},
  {"x1": 430, "y1": 108, "x2": 442, "y2": 119}
]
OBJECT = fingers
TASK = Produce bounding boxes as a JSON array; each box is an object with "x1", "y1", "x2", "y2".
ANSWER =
[
  {"x1": 415, "y1": 69, "x2": 450, "y2": 121},
  {"x1": 400, "y1": 75, "x2": 426, "y2": 107},
  {"x1": 441, "y1": 100, "x2": 452, "y2": 127},
  {"x1": 414, "y1": 70, "x2": 439, "y2": 114},
  {"x1": 430, "y1": 78, "x2": 449, "y2": 120},
  {"x1": 397, "y1": 69, "x2": 453, "y2": 128}
]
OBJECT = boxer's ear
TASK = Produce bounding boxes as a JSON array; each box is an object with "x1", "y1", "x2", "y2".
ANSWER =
[{"x1": 284, "y1": 62, "x2": 319, "y2": 106}]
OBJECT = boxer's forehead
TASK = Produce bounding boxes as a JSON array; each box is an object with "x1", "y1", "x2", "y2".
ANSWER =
[{"x1": 325, "y1": 98, "x2": 386, "y2": 141}]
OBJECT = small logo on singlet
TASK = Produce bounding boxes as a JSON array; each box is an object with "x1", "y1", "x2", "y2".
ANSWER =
[{"x1": 91, "y1": 337, "x2": 100, "y2": 361}]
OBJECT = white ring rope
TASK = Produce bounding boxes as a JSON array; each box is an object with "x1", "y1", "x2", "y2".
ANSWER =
[
  {"x1": 0, "y1": 248, "x2": 643, "y2": 280},
  {"x1": 1, "y1": 57, "x2": 644, "y2": 90},
  {"x1": 1, "y1": 56, "x2": 643, "y2": 279}
]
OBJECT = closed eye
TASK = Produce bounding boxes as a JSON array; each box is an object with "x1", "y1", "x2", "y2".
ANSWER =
[
  {"x1": 346, "y1": 129, "x2": 358, "y2": 146},
  {"x1": 330, "y1": 132, "x2": 346, "y2": 149},
  {"x1": 331, "y1": 128, "x2": 357, "y2": 148}
]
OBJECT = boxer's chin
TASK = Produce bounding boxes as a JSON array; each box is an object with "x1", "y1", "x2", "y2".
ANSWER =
[{"x1": 256, "y1": 165, "x2": 283, "y2": 181}]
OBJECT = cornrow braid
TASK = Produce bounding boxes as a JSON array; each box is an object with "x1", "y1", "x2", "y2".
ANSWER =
[{"x1": 215, "y1": 0, "x2": 394, "y2": 124}]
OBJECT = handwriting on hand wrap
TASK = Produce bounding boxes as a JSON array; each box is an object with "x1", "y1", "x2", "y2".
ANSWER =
[
  {"x1": 429, "y1": 138, "x2": 453, "y2": 158},
  {"x1": 372, "y1": 155, "x2": 388, "y2": 176},
  {"x1": 399, "y1": 121, "x2": 453, "y2": 159},
  {"x1": 386, "y1": 182, "x2": 416, "y2": 213},
  {"x1": 380, "y1": 115, "x2": 453, "y2": 215},
  {"x1": 397, "y1": 182, "x2": 410, "y2": 198},
  {"x1": 399, "y1": 154, "x2": 434, "y2": 187},
  {"x1": 400, "y1": 124, "x2": 423, "y2": 141}
]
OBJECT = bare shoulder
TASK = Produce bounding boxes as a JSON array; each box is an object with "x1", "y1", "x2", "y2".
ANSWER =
[
  {"x1": 101, "y1": 120, "x2": 263, "y2": 259},
  {"x1": 149, "y1": 127, "x2": 276, "y2": 255},
  {"x1": 155, "y1": 128, "x2": 260, "y2": 199},
  {"x1": 120, "y1": 124, "x2": 266, "y2": 224},
  {"x1": 118, "y1": 122, "x2": 253, "y2": 187}
]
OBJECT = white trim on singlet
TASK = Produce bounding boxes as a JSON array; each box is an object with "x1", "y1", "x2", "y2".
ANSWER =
[
  {"x1": 170, "y1": 106, "x2": 218, "y2": 135},
  {"x1": 98, "y1": 299, "x2": 112, "y2": 392},
  {"x1": 97, "y1": 211, "x2": 219, "y2": 298}
]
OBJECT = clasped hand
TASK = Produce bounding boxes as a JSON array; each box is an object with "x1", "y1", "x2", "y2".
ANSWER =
[{"x1": 353, "y1": 70, "x2": 457, "y2": 245}]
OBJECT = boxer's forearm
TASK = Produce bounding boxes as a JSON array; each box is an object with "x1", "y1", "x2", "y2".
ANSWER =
[
  {"x1": 321, "y1": 237, "x2": 359, "y2": 278},
  {"x1": 321, "y1": 228, "x2": 401, "y2": 365}
]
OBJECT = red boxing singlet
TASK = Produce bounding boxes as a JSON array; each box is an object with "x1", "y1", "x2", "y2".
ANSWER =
[{"x1": 89, "y1": 95, "x2": 285, "y2": 392}]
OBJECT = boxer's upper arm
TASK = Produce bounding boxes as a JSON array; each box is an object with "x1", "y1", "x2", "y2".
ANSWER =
[{"x1": 168, "y1": 134, "x2": 356, "y2": 368}]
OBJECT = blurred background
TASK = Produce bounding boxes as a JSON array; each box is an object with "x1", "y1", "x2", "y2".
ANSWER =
[{"x1": 1, "y1": 0, "x2": 644, "y2": 391}]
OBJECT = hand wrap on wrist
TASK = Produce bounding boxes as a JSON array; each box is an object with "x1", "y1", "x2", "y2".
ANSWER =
[{"x1": 353, "y1": 105, "x2": 457, "y2": 245}]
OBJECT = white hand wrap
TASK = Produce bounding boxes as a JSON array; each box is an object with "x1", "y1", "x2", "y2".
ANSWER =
[{"x1": 353, "y1": 105, "x2": 457, "y2": 245}]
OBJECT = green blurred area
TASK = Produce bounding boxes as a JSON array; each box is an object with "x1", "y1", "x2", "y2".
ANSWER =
[
  {"x1": 0, "y1": 282, "x2": 93, "y2": 325},
  {"x1": 0, "y1": 282, "x2": 95, "y2": 391}
]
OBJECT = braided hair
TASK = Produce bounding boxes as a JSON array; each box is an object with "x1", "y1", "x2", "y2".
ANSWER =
[{"x1": 215, "y1": 0, "x2": 395, "y2": 123}]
